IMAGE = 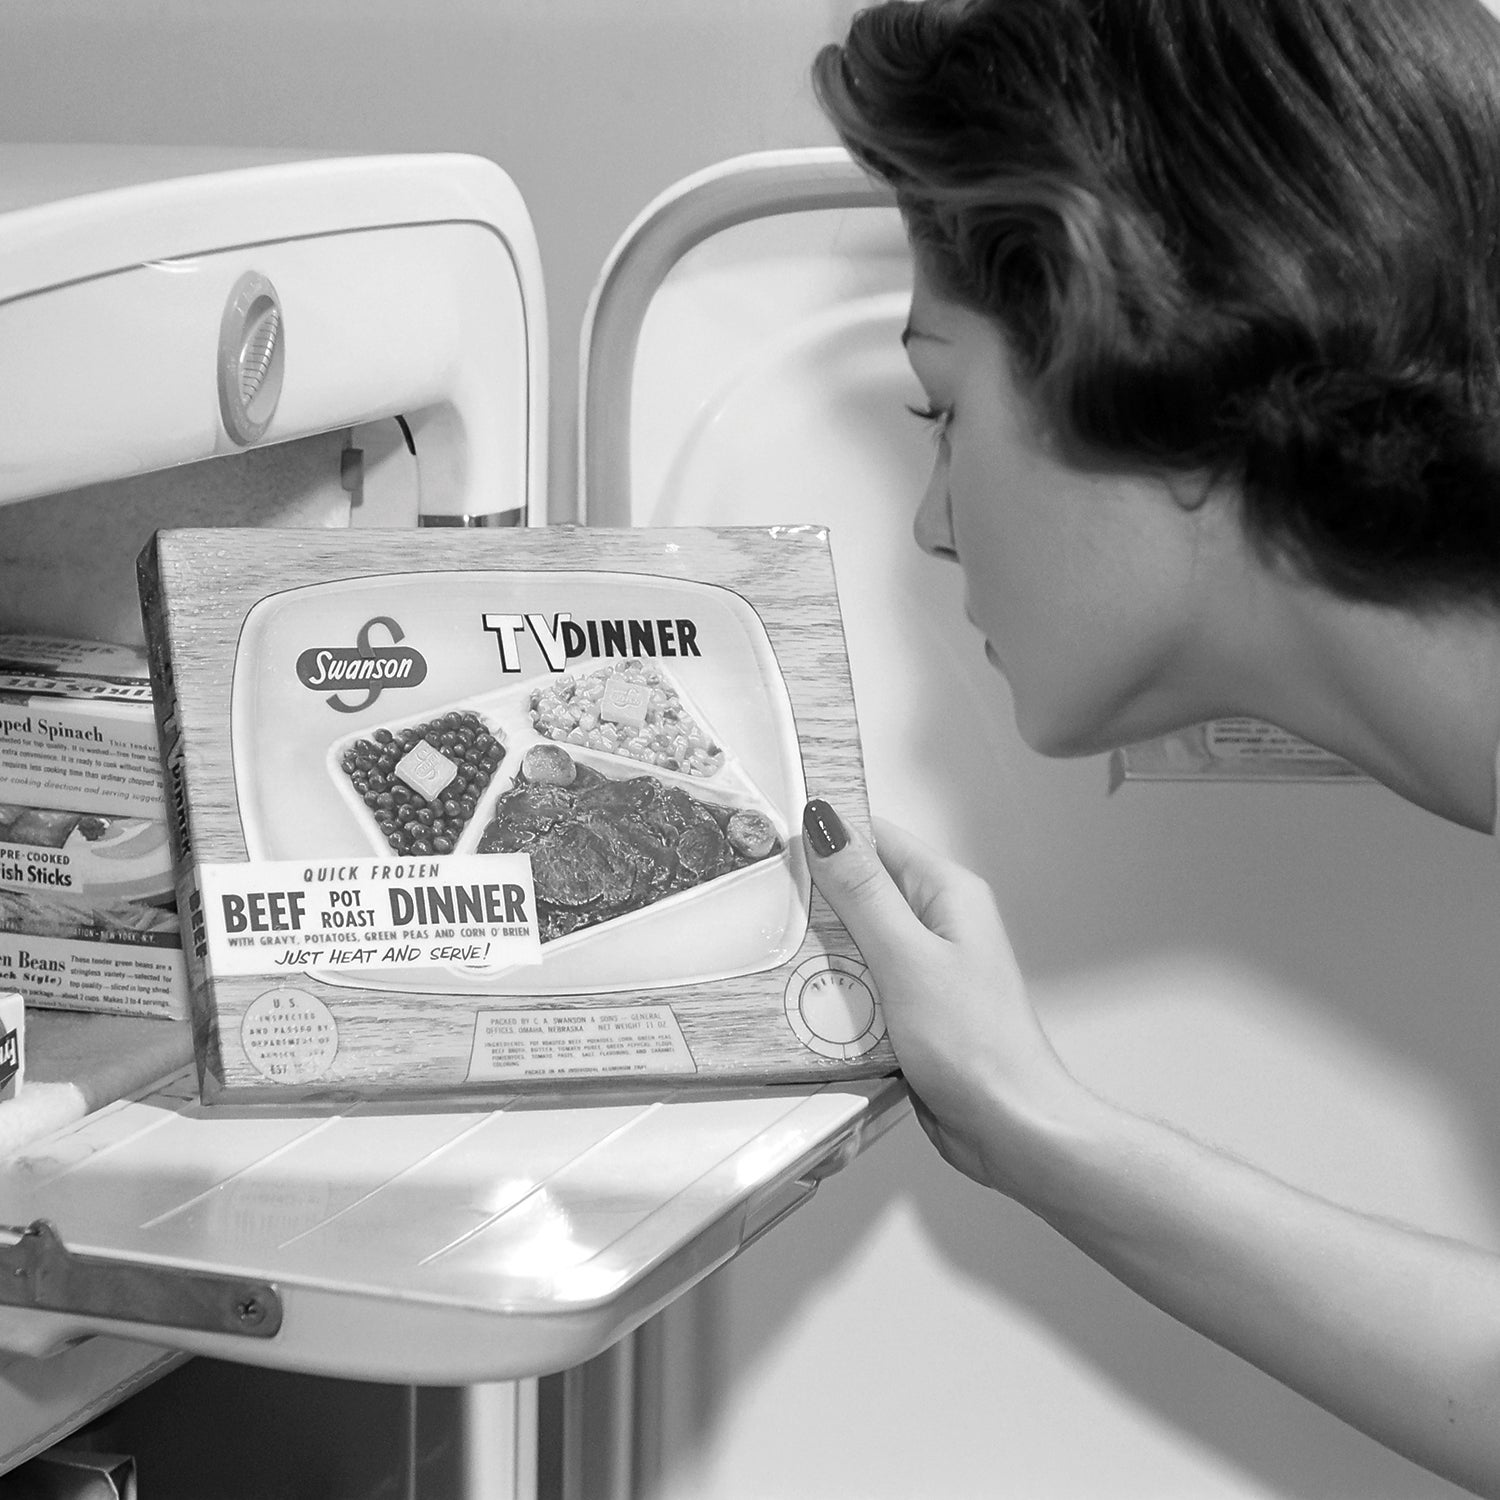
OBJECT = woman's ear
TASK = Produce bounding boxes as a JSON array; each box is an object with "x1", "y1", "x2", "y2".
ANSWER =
[{"x1": 1166, "y1": 470, "x2": 1222, "y2": 513}]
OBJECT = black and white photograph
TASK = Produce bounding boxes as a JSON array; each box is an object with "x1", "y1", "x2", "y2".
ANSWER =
[{"x1": 3, "y1": 3, "x2": 1500, "y2": 1497}]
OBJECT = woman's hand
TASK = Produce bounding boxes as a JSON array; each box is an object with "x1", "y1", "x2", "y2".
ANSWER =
[{"x1": 801, "y1": 799, "x2": 1087, "y2": 1197}]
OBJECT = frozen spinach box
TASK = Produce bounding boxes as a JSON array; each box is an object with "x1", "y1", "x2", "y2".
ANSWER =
[{"x1": 137, "y1": 526, "x2": 891, "y2": 1103}]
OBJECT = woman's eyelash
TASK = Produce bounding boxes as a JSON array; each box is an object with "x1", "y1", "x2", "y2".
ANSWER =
[{"x1": 906, "y1": 402, "x2": 953, "y2": 434}]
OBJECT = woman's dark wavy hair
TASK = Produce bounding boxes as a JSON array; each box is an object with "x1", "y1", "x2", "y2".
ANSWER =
[{"x1": 814, "y1": 0, "x2": 1500, "y2": 610}]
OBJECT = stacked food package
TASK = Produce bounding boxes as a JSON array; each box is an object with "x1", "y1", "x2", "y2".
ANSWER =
[
  {"x1": 0, "y1": 636, "x2": 187, "y2": 1020},
  {"x1": 0, "y1": 991, "x2": 21, "y2": 1100}
]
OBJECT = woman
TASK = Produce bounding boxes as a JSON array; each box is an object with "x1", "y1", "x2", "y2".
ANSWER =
[{"x1": 803, "y1": 1, "x2": 1500, "y2": 1493}]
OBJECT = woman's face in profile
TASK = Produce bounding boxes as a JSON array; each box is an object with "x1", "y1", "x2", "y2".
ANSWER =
[{"x1": 901, "y1": 262, "x2": 1227, "y2": 757}]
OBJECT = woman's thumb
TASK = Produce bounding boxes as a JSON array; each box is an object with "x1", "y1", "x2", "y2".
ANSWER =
[{"x1": 801, "y1": 798, "x2": 920, "y2": 965}]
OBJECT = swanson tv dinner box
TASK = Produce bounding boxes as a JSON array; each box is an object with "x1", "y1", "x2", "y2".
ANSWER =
[
  {"x1": 137, "y1": 526, "x2": 892, "y2": 1103},
  {"x1": 0, "y1": 635, "x2": 186, "y2": 1020}
]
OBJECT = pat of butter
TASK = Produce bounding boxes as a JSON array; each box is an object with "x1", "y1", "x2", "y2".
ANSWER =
[
  {"x1": 395, "y1": 740, "x2": 459, "y2": 802},
  {"x1": 0, "y1": 992, "x2": 23, "y2": 1101},
  {"x1": 600, "y1": 672, "x2": 650, "y2": 729}
]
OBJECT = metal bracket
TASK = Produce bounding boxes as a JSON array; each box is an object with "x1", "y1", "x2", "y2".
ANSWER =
[{"x1": 0, "y1": 1220, "x2": 283, "y2": 1340}]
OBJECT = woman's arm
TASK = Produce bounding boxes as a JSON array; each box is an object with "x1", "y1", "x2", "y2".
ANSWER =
[{"x1": 804, "y1": 803, "x2": 1500, "y2": 1499}]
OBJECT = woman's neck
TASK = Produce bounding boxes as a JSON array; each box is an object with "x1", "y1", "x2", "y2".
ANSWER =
[{"x1": 1235, "y1": 582, "x2": 1500, "y2": 833}]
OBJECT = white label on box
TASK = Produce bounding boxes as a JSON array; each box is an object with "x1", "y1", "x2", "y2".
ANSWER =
[
  {"x1": 1203, "y1": 718, "x2": 1351, "y2": 763},
  {"x1": 0, "y1": 698, "x2": 164, "y2": 817},
  {"x1": 0, "y1": 931, "x2": 187, "y2": 1019},
  {"x1": 1109, "y1": 716, "x2": 1368, "y2": 785},
  {"x1": 466, "y1": 1004, "x2": 697, "y2": 1081},
  {"x1": 199, "y1": 854, "x2": 542, "y2": 976}
]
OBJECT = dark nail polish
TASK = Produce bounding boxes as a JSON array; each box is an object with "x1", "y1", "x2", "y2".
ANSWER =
[{"x1": 803, "y1": 798, "x2": 848, "y2": 857}]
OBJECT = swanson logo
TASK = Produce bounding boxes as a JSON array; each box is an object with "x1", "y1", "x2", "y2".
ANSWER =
[{"x1": 296, "y1": 616, "x2": 427, "y2": 714}]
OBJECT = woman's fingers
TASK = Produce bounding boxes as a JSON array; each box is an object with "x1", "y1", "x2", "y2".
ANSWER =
[
  {"x1": 801, "y1": 798, "x2": 1081, "y2": 1192},
  {"x1": 800, "y1": 798, "x2": 941, "y2": 970},
  {"x1": 868, "y1": 815, "x2": 1012, "y2": 951}
]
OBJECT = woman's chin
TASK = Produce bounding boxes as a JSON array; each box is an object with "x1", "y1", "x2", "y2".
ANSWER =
[
  {"x1": 1011, "y1": 706, "x2": 1103, "y2": 760},
  {"x1": 1015, "y1": 695, "x2": 1220, "y2": 761},
  {"x1": 1010, "y1": 695, "x2": 1152, "y2": 761}
]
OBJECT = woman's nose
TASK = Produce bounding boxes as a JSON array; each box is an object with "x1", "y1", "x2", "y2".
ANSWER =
[{"x1": 913, "y1": 455, "x2": 958, "y2": 560}]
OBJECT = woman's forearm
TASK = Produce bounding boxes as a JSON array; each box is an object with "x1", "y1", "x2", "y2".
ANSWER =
[
  {"x1": 803, "y1": 811, "x2": 1500, "y2": 1494},
  {"x1": 1013, "y1": 1084, "x2": 1500, "y2": 1498}
]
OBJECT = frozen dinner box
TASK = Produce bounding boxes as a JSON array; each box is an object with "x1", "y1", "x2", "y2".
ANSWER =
[{"x1": 137, "y1": 526, "x2": 891, "y2": 1102}]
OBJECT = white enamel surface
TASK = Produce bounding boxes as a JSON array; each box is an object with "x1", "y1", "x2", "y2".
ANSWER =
[
  {"x1": 0, "y1": 149, "x2": 530, "y2": 305},
  {"x1": 0, "y1": 1067, "x2": 902, "y2": 1380},
  {"x1": 603, "y1": 198, "x2": 1495, "y2": 1499},
  {"x1": 0, "y1": 223, "x2": 527, "y2": 515},
  {"x1": 0, "y1": 152, "x2": 545, "y2": 520}
]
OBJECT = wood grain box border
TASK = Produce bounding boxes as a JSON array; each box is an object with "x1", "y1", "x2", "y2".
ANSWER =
[{"x1": 138, "y1": 526, "x2": 892, "y2": 1104}]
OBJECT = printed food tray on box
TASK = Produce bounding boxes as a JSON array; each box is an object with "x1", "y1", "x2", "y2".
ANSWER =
[
  {"x1": 241, "y1": 573, "x2": 805, "y2": 994},
  {"x1": 473, "y1": 736, "x2": 788, "y2": 964},
  {"x1": 139, "y1": 527, "x2": 889, "y2": 1102},
  {"x1": 323, "y1": 661, "x2": 792, "y2": 986},
  {"x1": 327, "y1": 699, "x2": 510, "y2": 859}
]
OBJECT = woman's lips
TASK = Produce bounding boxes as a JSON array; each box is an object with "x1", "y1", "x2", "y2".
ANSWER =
[{"x1": 964, "y1": 609, "x2": 1003, "y2": 670}]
